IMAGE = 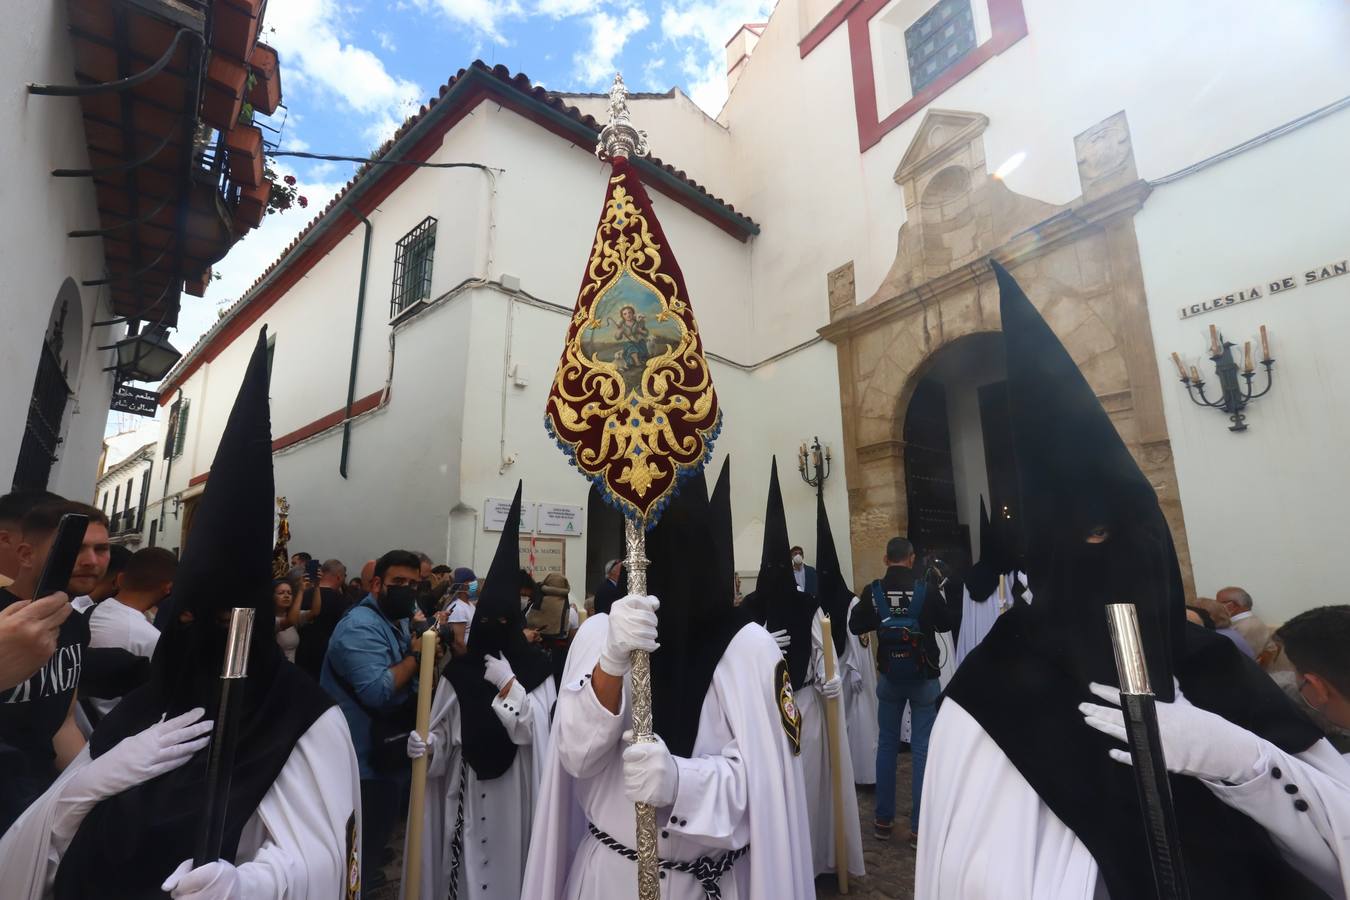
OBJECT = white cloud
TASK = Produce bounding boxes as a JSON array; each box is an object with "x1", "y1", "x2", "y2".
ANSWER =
[
  {"x1": 414, "y1": 0, "x2": 524, "y2": 44},
  {"x1": 659, "y1": 1, "x2": 774, "y2": 115},
  {"x1": 575, "y1": 6, "x2": 651, "y2": 86},
  {"x1": 374, "y1": 29, "x2": 397, "y2": 52},
  {"x1": 535, "y1": 0, "x2": 602, "y2": 16},
  {"x1": 642, "y1": 56, "x2": 667, "y2": 91},
  {"x1": 266, "y1": 0, "x2": 422, "y2": 141}
]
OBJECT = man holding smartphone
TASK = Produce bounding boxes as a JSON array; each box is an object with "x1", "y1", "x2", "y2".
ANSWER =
[{"x1": 0, "y1": 500, "x2": 110, "y2": 837}]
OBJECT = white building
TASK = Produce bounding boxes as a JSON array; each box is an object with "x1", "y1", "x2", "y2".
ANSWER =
[
  {"x1": 153, "y1": 0, "x2": 1350, "y2": 623},
  {"x1": 94, "y1": 438, "x2": 159, "y2": 549},
  {"x1": 3, "y1": 0, "x2": 284, "y2": 503}
]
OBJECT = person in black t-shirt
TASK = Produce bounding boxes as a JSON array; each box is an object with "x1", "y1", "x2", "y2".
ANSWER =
[
  {"x1": 848, "y1": 536, "x2": 955, "y2": 844},
  {"x1": 0, "y1": 500, "x2": 110, "y2": 836},
  {"x1": 295, "y1": 558, "x2": 350, "y2": 679}
]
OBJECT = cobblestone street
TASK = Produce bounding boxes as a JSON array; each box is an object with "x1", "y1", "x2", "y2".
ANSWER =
[
  {"x1": 816, "y1": 755, "x2": 916, "y2": 900},
  {"x1": 371, "y1": 754, "x2": 916, "y2": 899}
]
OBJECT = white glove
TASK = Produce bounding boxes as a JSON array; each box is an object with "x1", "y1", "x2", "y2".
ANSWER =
[
  {"x1": 598, "y1": 594, "x2": 660, "y2": 677},
  {"x1": 621, "y1": 730, "x2": 679, "y2": 808},
  {"x1": 848, "y1": 668, "x2": 863, "y2": 691},
  {"x1": 1079, "y1": 681, "x2": 1263, "y2": 781},
  {"x1": 818, "y1": 674, "x2": 842, "y2": 700},
  {"x1": 161, "y1": 859, "x2": 240, "y2": 899},
  {"x1": 406, "y1": 728, "x2": 435, "y2": 760},
  {"x1": 483, "y1": 652, "x2": 516, "y2": 691},
  {"x1": 76, "y1": 708, "x2": 213, "y2": 801},
  {"x1": 769, "y1": 628, "x2": 790, "y2": 653}
]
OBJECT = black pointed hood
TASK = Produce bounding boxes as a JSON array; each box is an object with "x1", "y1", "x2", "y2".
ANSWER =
[
  {"x1": 943, "y1": 262, "x2": 1326, "y2": 900},
  {"x1": 965, "y1": 496, "x2": 1000, "y2": 603},
  {"x1": 744, "y1": 458, "x2": 817, "y2": 689},
  {"x1": 469, "y1": 482, "x2": 526, "y2": 652},
  {"x1": 58, "y1": 328, "x2": 333, "y2": 898},
  {"x1": 709, "y1": 457, "x2": 735, "y2": 603},
  {"x1": 648, "y1": 467, "x2": 745, "y2": 758},
  {"x1": 814, "y1": 491, "x2": 850, "y2": 659},
  {"x1": 994, "y1": 259, "x2": 1183, "y2": 698},
  {"x1": 447, "y1": 481, "x2": 551, "y2": 780}
]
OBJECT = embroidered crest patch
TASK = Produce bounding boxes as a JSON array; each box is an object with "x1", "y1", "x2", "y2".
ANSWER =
[
  {"x1": 345, "y1": 810, "x2": 361, "y2": 900},
  {"x1": 776, "y1": 659, "x2": 802, "y2": 756}
]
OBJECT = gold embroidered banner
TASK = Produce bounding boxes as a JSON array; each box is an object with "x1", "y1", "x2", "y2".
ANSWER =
[{"x1": 545, "y1": 157, "x2": 721, "y2": 524}]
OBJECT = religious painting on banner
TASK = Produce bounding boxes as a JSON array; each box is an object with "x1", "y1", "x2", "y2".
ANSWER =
[{"x1": 545, "y1": 155, "x2": 721, "y2": 523}]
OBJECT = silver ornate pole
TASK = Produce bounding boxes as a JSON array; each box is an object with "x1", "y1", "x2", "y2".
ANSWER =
[
  {"x1": 600, "y1": 73, "x2": 658, "y2": 900},
  {"x1": 623, "y1": 518, "x2": 658, "y2": 900}
]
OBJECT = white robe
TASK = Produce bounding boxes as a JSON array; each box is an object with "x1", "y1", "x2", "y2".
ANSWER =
[
  {"x1": 0, "y1": 706, "x2": 362, "y2": 899},
  {"x1": 521, "y1": 614, "x2": 815, "y2": 900},
  {"x1": 841, "y1": 596, "x2": 878, "y2": 785},
  {"x1": 401, "y1": 673, "x2": 556, "y2": 900},
  {"x1": 916, "y1": 698, "x2": 1350, "y2": 899},
  {"x1": 953, "y1": 571, "x2": 1028, "y2": 669},
  {"x1": 802, "y1": 609, "x2": 866, "y2": 877}
]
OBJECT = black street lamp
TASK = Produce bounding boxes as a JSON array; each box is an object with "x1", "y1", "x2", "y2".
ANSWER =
[
  {"x1": 797, "y1": 435, "x2": 832, "y2": 500},
  {"x1": 1171, "y1": 324, "x2": 1275, "y2": 432},
  {"x1": 105, "y1": 324, "x2": 182, "y2": 383}
]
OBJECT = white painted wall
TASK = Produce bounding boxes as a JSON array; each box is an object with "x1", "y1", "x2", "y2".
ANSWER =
[
  {"x1": 153, "y1": 102, "x2": 849, "y2": 591},
  {"x1": 1137, "y1": 106, "x2": 1350, "y2": 626},
  {"x1": 716, "y1": 0, "x2": 1350, "y2": 362},
  {"x1": 0, "y1": 3, "x2": 121, "y2": 498}
]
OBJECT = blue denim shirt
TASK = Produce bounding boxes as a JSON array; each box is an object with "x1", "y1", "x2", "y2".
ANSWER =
[{"x1": 319, "y1": 594, "x2": 411, "y2": 779}]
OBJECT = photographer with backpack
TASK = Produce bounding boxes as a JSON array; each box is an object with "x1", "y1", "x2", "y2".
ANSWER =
[{"x1": 849, "y1": 537, "x2": 955, "y2": 848}]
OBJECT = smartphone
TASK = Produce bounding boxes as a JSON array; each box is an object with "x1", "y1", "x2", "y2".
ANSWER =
[
  {"x1": 305, "y1": 558, "x2": 321, "y2": 582},
  {"x1": 35, "y1": 513, "x2": 90, "y2": 599}
]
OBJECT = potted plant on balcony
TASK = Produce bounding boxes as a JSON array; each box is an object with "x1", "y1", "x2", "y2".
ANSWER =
[
  {"x1": 247, "y1": 42, "x2": 281, "y2": 115},
  {"x1": 211, "y1": 0, "x2": 264, "y2": 62},
  {"x1": 225, "y1": 123, "x2": 264, "y2": 187},
  {"x1": 201, "y1": 54, "x2": 248, "y2": 130}
]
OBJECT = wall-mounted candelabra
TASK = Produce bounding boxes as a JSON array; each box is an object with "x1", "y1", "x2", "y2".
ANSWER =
[
  {"x1": 798, "y1": 436, "x2": 832, "y2": 500},
  {"x1": 1170, "y1": 324, "x2": 1275, "y2": 433}
]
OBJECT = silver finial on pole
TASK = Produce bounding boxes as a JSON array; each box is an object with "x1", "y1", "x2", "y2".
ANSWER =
[{"x1": 596, "y1": 73, "x2": 649, "y2": 161}]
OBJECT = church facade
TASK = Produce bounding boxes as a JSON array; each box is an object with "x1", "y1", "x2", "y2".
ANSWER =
[{"x1": 149, "y1": 0, "x2": 1349, "y2": 622}]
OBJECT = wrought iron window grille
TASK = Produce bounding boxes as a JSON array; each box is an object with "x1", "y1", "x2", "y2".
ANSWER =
[{"x1": 390, "y1": 216, "x2": 438, "y2": 320}]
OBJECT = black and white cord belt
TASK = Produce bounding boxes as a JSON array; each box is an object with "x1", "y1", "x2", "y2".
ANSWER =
[{"x1": 587, "y1": 823, "x2": 749, "y2": 900}]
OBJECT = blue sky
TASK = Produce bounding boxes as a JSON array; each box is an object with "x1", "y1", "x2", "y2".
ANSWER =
[
  {"x1": 174, "y1": 0, "x2": 775, "y2": 358},
  {"x1": 107, "y1": 0, "x2": 774, "y2": 438}
]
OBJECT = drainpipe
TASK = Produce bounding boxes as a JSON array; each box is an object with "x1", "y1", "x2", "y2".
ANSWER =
[{"x1": 340, "y1": 209, "x2": 373, "y2": 478}]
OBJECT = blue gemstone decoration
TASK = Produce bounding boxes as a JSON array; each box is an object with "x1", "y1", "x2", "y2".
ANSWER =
[
  {"x1": 631, "y1": 418, "x2": 639, "y2": 427},
  {"x1": 634, "y1": 447, "x2": 643, "y2": 456}
]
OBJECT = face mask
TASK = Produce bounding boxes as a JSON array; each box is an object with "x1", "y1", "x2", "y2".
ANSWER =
[
  {"x1": 467, "y1": 582, "x2": 479, "y2": 599},
  {"x1": 520, "y1": 596, "x2": 532, "y2": 611},
  {"x1": 792, "y1": 554, "x2": 804, "y2": 567},
  {"x1": 381, "y1": 584, "x2": 417, "y2": 619}
]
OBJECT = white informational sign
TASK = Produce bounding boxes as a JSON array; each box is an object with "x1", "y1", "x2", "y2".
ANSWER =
[
  {"x1": 537, "y1": 502, "x2": 584, "y2": 537},
  {"x1": 484, "y1": 498, "x2": 538, "y2": 533}
]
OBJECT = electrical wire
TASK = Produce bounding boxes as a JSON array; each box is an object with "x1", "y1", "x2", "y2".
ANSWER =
[{"x1": 269, "y1": 150, "x2": 504, "y2": 173}]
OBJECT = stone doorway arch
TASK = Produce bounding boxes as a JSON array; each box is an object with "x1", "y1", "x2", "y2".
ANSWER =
[{"x1": 821, "y1": 109, "x2": 1194, "y2": 595}]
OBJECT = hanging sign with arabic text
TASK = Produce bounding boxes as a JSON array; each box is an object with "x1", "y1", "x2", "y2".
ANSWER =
[{"x1": 110, "y1": 383, "x2": 159, "y2": 417}]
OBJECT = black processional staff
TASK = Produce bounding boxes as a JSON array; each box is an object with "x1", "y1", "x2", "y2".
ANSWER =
[
  {"x1": 1105, "y1": 604, "x2": 1191, "y2": 900},
  {"x1": 194, "y1": 607, "x2": 256, "y2": 866}
]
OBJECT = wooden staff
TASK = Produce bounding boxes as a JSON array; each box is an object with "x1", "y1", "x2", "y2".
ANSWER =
[
  {"x1": 404, "y1": 629, "x2": 438, "y2": 900},
  {"x1": 821, "y1": 616, "x2": 849, "y2": 894}
]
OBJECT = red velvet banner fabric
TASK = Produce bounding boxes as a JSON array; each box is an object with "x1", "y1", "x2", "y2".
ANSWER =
[{"x1": 544, "y1": 157, "x2": 721, "y2": 524}]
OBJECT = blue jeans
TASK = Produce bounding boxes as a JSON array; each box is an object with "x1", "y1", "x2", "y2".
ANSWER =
[{"x1": 875, "y1": 675, "x2": 941, "y2": 830}]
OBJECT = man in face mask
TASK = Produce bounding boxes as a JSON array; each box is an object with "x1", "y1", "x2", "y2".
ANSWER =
[
  {"x1": 445, "y1": 566, "x2": 478, "y2": 658},
  {"x1": 790, "y1": 544, "x2": 818, "y2": 596},
  {"x1": 320, "y1": 548, "x2": 424, "y2": 892}
]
